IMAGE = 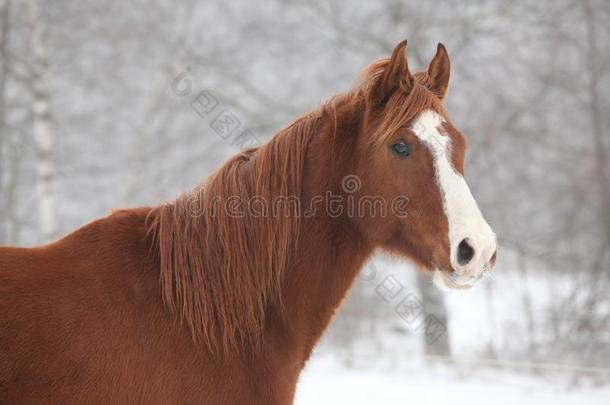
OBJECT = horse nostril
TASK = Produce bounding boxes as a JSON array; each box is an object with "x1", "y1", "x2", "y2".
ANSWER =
[{"x1": 457, "y1": 239, "x2": 475, "y2": 265}]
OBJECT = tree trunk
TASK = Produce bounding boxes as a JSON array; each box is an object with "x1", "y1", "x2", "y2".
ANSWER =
[
  {"x1": 416, "y1": 270, "x2": 451, "y2": 358},
  {"x1": 580, "y1": 0, "x2": 610, "y2": 367},
  {"x1": 0, "y1": 0, "x2": 10, "y2": 244},
  {"x1": 30, "y1": 0, "x2": 57, "y2": 241}
]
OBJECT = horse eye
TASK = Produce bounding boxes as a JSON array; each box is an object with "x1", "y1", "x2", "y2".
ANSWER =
[{"x1": 391, "y1": 139, "x2": 410, "y2": 157}]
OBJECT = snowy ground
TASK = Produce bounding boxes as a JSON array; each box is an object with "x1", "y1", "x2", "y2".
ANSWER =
[
  {"x1": 295, "y1": 354, "x2": 610, "y2": 405},
  {"x1": 294, "y1": 253, "x2": 610, "y2": 404}
]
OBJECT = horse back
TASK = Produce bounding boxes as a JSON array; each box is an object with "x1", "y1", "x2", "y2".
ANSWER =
[
  {"x1": 0, "y1": 208, "x2": 281, "y2": 404},
  {"x1": 0, "y1": 208, "x2": 192, "y2": 403}
]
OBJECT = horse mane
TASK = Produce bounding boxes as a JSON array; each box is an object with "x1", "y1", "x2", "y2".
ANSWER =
[{"x1": 147, "y1": 56, "x2": 444, "y2": 354}]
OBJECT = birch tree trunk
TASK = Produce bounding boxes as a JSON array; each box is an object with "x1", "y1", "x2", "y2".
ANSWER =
[
  {"x1": 30, "y1": 0, "x2": 57, "y2": 241},
  {"x1": 0, "y1": 0, "x2": 10, "y2": 245}
]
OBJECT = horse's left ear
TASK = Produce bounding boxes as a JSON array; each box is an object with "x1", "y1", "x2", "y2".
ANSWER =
[{"x1": 427, "y1": 43, "x2": 451, "y2": 100}]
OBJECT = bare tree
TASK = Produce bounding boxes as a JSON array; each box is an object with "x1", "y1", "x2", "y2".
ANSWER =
[
  {"x1": 29, "y1": 0, "x2": 56, "y2": 241},
  {"x1": 0, "y1": 0, "x2": 10, "y2": 244}
]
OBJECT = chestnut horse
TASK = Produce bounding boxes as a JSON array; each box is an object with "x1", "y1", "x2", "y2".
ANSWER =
[{"x1": 0, "y1": 41, "x2": 497, "y2": 404}]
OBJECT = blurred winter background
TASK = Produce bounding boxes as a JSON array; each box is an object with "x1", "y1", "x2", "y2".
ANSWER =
[{"x1": 1, "y1": 0, "x2": 609, "y2": 403}]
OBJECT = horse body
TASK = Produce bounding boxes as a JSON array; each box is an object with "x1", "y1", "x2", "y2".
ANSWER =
[
  {"x1": 0, "y1": 209, "x2": 259, "y2": 403},
  {"x1": 0, "y1": 41, "x2": 497, "y2": 404},
  {"x1": 0, "y1": 205, "x2": 370, "y2": 404}
]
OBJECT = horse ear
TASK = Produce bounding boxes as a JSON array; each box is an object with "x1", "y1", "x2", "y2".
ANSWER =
[
  {"x1": 427, "y1": 43, "x2": 451, "y2": 100},
  {"x1": 375, "y1": 40, "x2": 413, "y2": 104}
]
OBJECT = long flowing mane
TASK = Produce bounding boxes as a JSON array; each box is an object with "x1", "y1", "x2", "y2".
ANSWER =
[
  {"x1": 147, "y1": 57, "x2": 444, "y2": 354},
  {"x1": 147, "y1": 110, "x2": 321, "y2": 353}
]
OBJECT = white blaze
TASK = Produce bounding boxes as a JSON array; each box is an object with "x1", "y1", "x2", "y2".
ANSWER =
[{"x1": 410, "y1": 110, "x2": 496, "y2": 289}]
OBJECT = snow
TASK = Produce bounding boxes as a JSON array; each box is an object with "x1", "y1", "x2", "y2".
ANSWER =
[
  {"x1": 293, "y1": 254, "x2": 610, "y2": 404},
  {"x1": 295, "y1": 354, "x2": 610, "y2": 405}
]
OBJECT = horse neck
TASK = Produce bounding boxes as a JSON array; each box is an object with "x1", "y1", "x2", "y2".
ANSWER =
[
  {"x1": 277, "y1": 108, "x2": 374, "y2": 359},
  {"x1": 281, "y1": 215, "x2": 372, "y2": 356}
]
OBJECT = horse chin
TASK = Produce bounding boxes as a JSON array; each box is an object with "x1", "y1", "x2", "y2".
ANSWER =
[{"x1": 432, "y1": 269, "x2": 475, "y2": 291}]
